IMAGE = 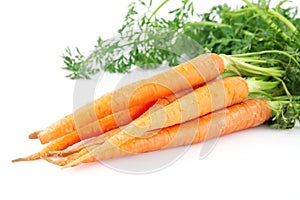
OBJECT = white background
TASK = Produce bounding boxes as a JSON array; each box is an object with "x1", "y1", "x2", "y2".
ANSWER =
[{"x1": 1, "y1": 0, "x2": 300, "y2": 199}]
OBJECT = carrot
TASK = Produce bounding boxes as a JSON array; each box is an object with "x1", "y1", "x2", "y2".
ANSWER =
[
  {"x1": 50, "y1": 76, "x2": 249, "y2": 167},
  {"x1": 38, "y1": 100, "x2": 155, "y2": 144},
  {"x1": 13, "y1": 89, "x2": 192, "y2": 162},
  {"x1": 51, "y1": 89, "x2": 192, "y2": 157},
  {"x1": 55, "y1": 99, "x2": 271, "y2": 168},
  {"x1": 12, "y1": 101, "x2": 154, "y2": 162},
  {"x1": 87, "y1": 76, "x2": 249, "y2": 154},
  {"x1": 12, "y1": 132, "x2": 80, "y2": 162},
  {"x1": 36, "y1": 53, "x2": 224, "y2": 144}
]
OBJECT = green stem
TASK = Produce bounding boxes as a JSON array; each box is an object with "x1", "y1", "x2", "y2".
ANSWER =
[
  {"x1": 230, "y1": 50, "x2": 300, "y2": 68},
  {"x1": 242, "y1": 0, "x2": 291, "y2": 41},
  {"x1": 272, "y1": 76, "x2": 292, "y2": 97},
  {"x1": 221, "y1": 54, "x2": 285, "y2": 77},
  {"x1": 149, "y1": 0, "x2": 169, "y2": 20},
  {"x1": 183, "y1": 21, "x2": 255, "y2": 37},
  {"x1": 183, "y1": 21, "x2": 231, "y2": 28},
  {"x1": 246, "y1": 78, "x2": 280, "y2": 92},
  {"x1": 267, "y1": 8, "x2": 299, "y2": 36}
]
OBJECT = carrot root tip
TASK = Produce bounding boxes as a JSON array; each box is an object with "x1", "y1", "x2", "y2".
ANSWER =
[{"x1": 28, "y1": 131, "x2": 41, "y2": 139}]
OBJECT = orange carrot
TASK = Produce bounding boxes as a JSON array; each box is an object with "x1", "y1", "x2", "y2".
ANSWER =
[
  {"x1": 38, "y1": 100, "x2": 155, "y2": 144},
  {"x1": 87, "y1": 76, "x2": 249, "y2": 155},
  {"x1": 12, "y1": 101, "x2": 154, "y2": 162},
  {"x1": 56, "y1": 99, "x2": 271, "y2": 168},
  {"x1": 13, "y1": 89, "x2": 192, "y2": 162},
  {"x1": 50, "y1": 128, "x2": 121, "y2": 157},
  {"x1": 36, "y1": 53, "x2": 224, "y2": 144},
  {"x1": 53, "y1": 76, "x2": 249, "y2": 167},
  {"x1": 50, "y1": 89, "x2": 192, "y2": 157}
]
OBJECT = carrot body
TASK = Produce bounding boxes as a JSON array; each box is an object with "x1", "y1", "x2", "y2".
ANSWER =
[
  {"x1": 39, "y1": 101, "x2": 155, "y2": 144},
  {"x1": 12, "y1": 102, "x2": 154, "y2": 162},
  {"x1": 51, "y1": 128, "x2": 121, "y2": 157},
  {"x1": 97, "y1": 76, "x2": 249, "y2": 152},
  {"x1": 119, "y1": 99, "x2": 271, "y2": 154},
  {"x1": 14, "y1": 90, "x2": 192, "y2": 162},
  {"x1": 53, "y1": 89, "x2": 191, "y2": 157},
  {"x1": 37, "y1": 53, "x2": 224, "y2": 144},
  {"x1": 59, "y1": 99, "x2": 271, "y2": 167},
  {"x1": 57, "y1": 76, "x2": 250, "y2": 167}
]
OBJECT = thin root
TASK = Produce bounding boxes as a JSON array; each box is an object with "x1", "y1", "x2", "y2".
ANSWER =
[{"x1": 12, "y1": 153, "x2": 40, "y2": 163}]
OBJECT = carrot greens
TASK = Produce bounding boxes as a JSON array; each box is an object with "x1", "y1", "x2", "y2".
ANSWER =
[
  {"x1": 62, "y1": 0, "x2": 300, "y2": 77},
  {"x1": 61, "y1": 0, "x2": 300, "y2": 129}
]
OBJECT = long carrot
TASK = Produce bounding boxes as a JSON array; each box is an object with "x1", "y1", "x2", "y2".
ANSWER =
[
  {"x1": 12, "y1": 101, "x2": 154, "y2": 162},
  {"x1": 50, "y1": 93, "x2": 183, "y2": 157},
  {"x1": 36, "y1": 53, "x2": 224, "y2": 144},
  {"x1": 38, "y1": 100, "x2": 155, "y2": 144},
  {"x1": 49, "y1": 76, "x2": 248, "y2": 166},
  {"x1": 13, "y1": 89, "x2": 192, "y2": 162},
  {"x1": 54, "y1": 99, "x2": 271, "y2": 168},
  {"x1": 50, "y1": 88, "x2": 192, "y2": 157},
  {"x1": 85, "y1": 76, "x2": 249, "y2": 156}
]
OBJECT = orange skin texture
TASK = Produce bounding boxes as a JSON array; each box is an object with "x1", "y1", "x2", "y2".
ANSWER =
[
  {"x1": 100, "y1": 76, "x2": 249, "y2": 153},
  {"x1": 36, "y1": 53, "x2": 224, "y2": 144},
  {"x1": 54, "y1": 99, "x2": 271, "y2": 167}
]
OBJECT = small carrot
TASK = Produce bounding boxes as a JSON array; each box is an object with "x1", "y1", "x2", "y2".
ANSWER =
[
  {"x1": 38, "y1": 100, "x2": 155, "y2": 144},
  {"x1": 56, "y1": 99, "x2": 271, "y2": 168},
  {"x1": 87, "y1": 76, "x2": 249, "y2": 155},
  {"x1": 52, "y1": 76, "x2": 249, "y2": 167},
  {"x1": 51, "y1": 89, "x2": 192, "y2": 156},
  {"x1": 14, "y1": 89, "x2": 192, "y2": 162},
  {"x1": 12, "y1": 101, "x2": 154, "y2": 162},
  {"x1": 12, "y1": 132, "x2": 80, "y2": 162},
  {"x1": 36, "y1": 53, "x2": 224, "y2": 144}
]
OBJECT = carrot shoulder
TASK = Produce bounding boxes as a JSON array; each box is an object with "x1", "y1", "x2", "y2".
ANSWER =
[
  {"x1": 36, "y1": 53, "x2": 224, "y2": 144},
  {"x1": 59, "y1": 99, "x2": 271, "y2": 167}
]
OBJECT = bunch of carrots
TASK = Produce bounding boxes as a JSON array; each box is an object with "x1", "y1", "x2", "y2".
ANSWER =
[{"x1": 13, "y1": 53, "x2": 275, "y2": 168}]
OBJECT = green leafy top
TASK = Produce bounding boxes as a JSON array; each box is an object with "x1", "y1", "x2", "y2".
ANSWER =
[
  {"x1": 62, "y1": 0, "x2": 196, "y2": 79},
  {"x1": 61, "y1": 0, "x2": 300, "y2": 128}
]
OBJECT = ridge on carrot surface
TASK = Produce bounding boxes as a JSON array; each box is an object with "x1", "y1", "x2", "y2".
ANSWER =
[
  {"x1": 55, "y1": 99, "x2": 271, "y2": 168},
  {"x1": 35, "y1": 53, "x2": 224, "y2": 144}
]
